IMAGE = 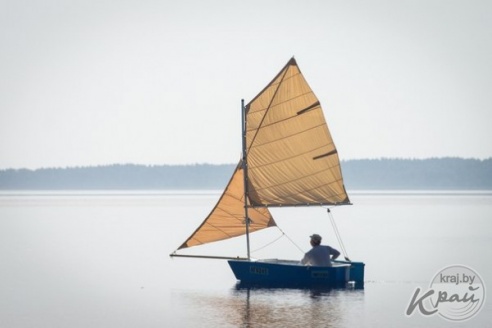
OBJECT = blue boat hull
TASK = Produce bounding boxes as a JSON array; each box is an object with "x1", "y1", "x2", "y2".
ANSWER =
[{"x1": 228, "y1": 259, "x2": 364, "y2": 289}]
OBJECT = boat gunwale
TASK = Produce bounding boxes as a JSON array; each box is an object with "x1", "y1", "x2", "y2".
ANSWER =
[{"x1": 236, "y1": 258, "x2": 352, "y2": 268}]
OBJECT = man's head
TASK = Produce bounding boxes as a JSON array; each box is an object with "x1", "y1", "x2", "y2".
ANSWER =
[{"x1": 310, "y1": 234, "x2": 322, "y2": 246}]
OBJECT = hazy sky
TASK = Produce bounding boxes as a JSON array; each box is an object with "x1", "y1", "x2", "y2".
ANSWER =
[{"x1": 1, "y1": 0, "x2": 491, "y2": 169}]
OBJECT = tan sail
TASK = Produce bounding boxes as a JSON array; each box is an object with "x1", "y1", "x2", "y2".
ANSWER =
[
  {"x1": 178, "y1": 162, "x2": 276, "y2": 250},
  {"x1": 246, "y1": 57, "x2": 350, "y2": 206},
  {"x1": 176, "y1": 57, "x2": 348, "y2": 251}
]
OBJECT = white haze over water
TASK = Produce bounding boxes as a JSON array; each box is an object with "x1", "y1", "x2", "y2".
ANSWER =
[
  {"x1": 0, "y1": 191, "x2": 491, "y2": 327},
  {"x1": 1, "y1": 0, "x2": 492, "y2": 169}
]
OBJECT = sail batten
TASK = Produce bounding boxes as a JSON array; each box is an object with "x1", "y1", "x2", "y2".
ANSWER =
[
  {"x1": 313, "y1": 149, "x2": 338, "y2": 160},
  {"x1": 297, "y1": 101, "x2": 321, "y2": 115}
]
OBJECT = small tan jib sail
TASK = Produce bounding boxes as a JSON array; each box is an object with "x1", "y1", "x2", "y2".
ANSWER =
[
  {"x1": 174, "y1": 57, "x2": 349, "y2": 255},
  {"x1": 178, "y1": 162, "x2": 276, "y2": 250}
]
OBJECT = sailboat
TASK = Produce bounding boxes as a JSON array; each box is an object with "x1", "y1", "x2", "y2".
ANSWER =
[{"x1": 170, "y1": 58, "x2": 364, "y2": 289}]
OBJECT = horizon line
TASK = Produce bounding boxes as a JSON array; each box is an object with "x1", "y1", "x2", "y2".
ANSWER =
[{"x1": 1, "y1": 156, "x2": 491, "y2": 171}]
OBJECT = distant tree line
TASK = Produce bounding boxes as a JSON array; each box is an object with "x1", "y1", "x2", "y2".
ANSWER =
[
  {"x1": 0, "y1": 164, "x2": 236, "y2": 190},
  {"x1": 0, "y1": 158, "x2": 491, "y2": 190},
  {"x1": 341, "y1": 158, "x2": 492, "y2": 190}
]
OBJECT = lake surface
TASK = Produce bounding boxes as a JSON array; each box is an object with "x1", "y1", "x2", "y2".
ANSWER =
[{"x1": 0, "y1": 191, "x2": 490, "y2": 327}]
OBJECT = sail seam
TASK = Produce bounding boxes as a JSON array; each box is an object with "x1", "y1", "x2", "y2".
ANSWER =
[
  {"x1": 249, "y1": 122, "x2": 328, "y2": 150},
  {"x1": 247, "y1": 99, "x2": 320, "y2": 134},
  {"x1": 252, "y1": 172, "x2": 345, "y2": 197},
  {"x1": 247, "y1": 66, "x2": 291, "y2": 152},
  {"x1": 246, "y1": 89, "x2": 313, "y2": 120},
  {"x1": 249, "y1": 144, "x2": 333, "y2": 175},
  {"x1": 250, "y1": 167, "x2": 346, "y2": 201}
]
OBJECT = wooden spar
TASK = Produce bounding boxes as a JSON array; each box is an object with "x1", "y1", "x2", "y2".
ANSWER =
[
  {"x1": 169, "y1": 253, "x2": 249, "y2": 261},
  {"x1": 241, "y1": 99, "x2": 251, "y2": 260}
]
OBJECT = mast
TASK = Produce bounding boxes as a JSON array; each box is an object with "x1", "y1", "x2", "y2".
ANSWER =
[{"x1": 241, "y1": 99, "x2": 251, "y2": 260}]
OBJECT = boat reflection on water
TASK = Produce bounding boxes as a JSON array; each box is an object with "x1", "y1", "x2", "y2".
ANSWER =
[
  {"x1": 229, "y1": 284, "x2": 365, "y2": 327},
  {"x1": 234, "y1": 279, "x2": 364, "y2": 291}
]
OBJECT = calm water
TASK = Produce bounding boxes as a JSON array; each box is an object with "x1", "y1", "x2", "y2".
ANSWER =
[{"x1": 0, "y1": 191, "x2": 490, "y2": 327}]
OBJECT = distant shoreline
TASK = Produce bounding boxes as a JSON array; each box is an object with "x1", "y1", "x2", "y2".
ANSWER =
[
  {"x1": 1, "y1": 190, "x2": 491, "y2": 196},
  {"x1": 1, "y1": 158, "x2": 491, "y2": 190}
]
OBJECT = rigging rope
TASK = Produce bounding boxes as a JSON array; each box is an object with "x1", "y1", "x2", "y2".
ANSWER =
[
  {"x1": 327, "y1": 208, "x2": 351, "y2": 261},
  {"x1": 251, "y1": 232, "x2": 285, "y2": 254},
  {"x1": 251, "y1": 212, "x2": 351, "y2": 261},
  {"x1": 251, "y1": 227, "x2": 305, "y2": 255},
  {"x1": 281, "y1": 227, "x2": 305, "y2": 254}
]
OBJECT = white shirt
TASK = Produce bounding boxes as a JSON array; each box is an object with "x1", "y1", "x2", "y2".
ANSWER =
[{"x1": 301, "y1": 245, "x2": 336, "y2": 266}]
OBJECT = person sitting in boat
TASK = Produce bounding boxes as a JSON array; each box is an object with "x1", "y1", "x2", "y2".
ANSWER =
[{"x1": 301, "y1": 234, "x2": 340, "y2": 266}]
